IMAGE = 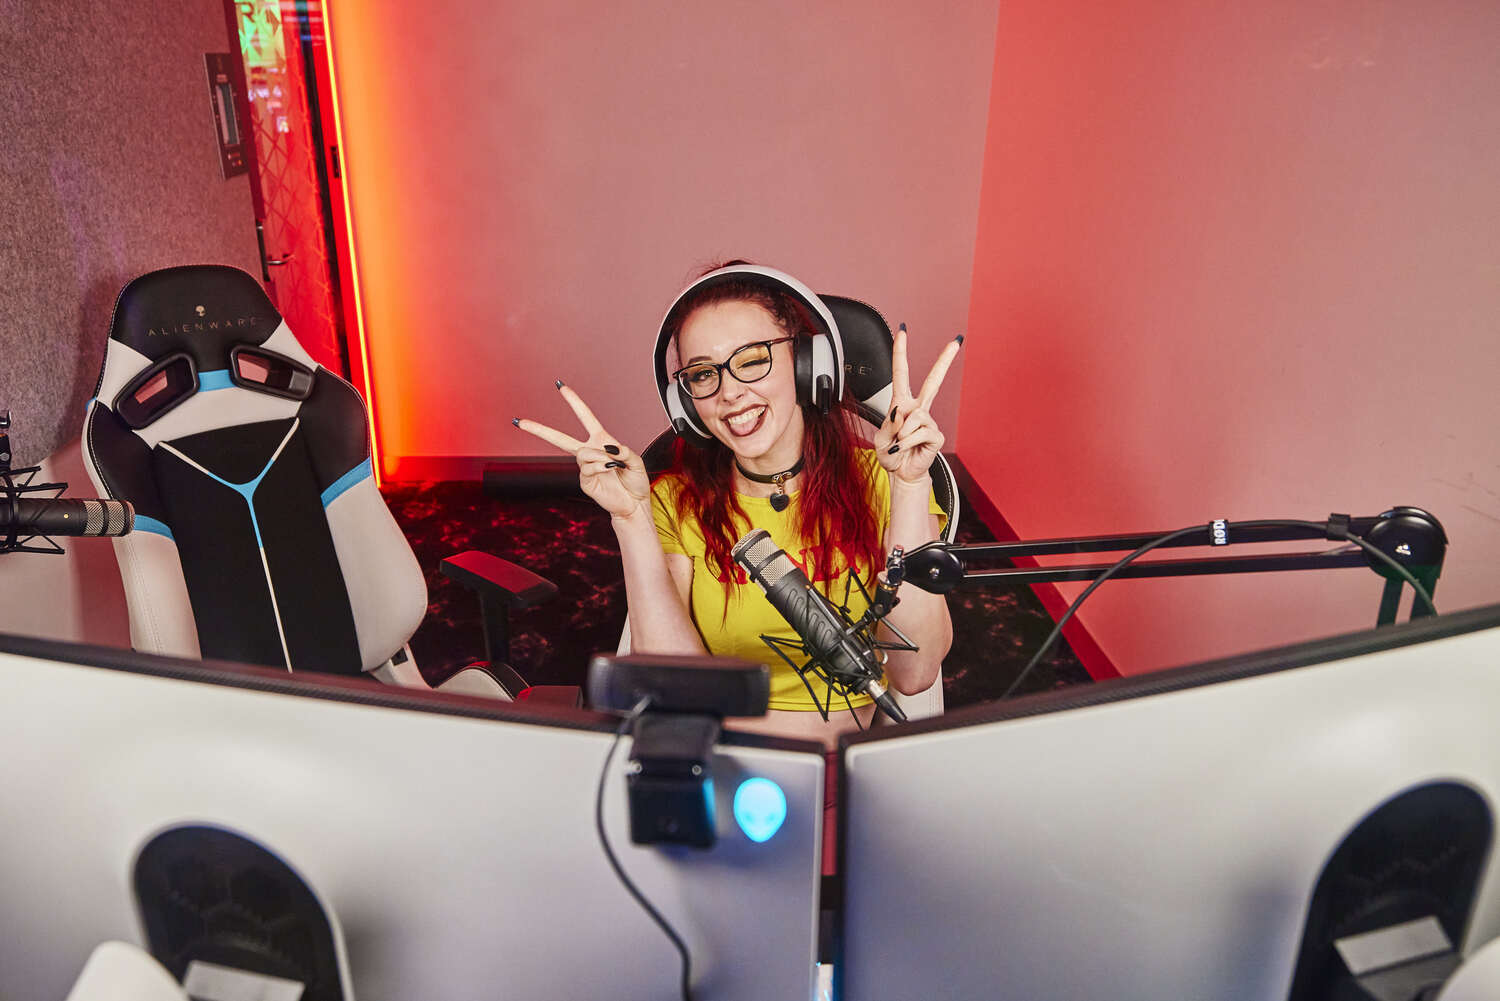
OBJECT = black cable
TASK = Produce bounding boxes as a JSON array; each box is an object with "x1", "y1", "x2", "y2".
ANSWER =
[
  {"x1": 1336, "y1": 532, "x2": 1439, "y2": 614},
  {"x1": 594, "y1": 696, "x2": 695, "y2": 1001},
  {"x1": 1000, "y1": 518, "x2": 1438, "y2": 700}
]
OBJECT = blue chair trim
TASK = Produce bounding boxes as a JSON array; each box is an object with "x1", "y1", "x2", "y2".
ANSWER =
[
  {"x1": 132, "y1": 515, "x2": 174, "y2": 540},
  {"x1": 321, "y1": 459, "x2": 373, "y2": 508},
  {"x1": 198, "y1": 369, "x2": 234, "y2": 391}
]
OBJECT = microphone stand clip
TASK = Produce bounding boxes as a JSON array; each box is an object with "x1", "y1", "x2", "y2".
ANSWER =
[{"x1": 0, "y1": 412, "x2": 67, "y2": 556}]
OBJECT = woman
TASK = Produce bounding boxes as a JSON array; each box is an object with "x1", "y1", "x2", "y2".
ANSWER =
[{"x1": 516, "y1": 263, "x2": 958, "y2": 750}]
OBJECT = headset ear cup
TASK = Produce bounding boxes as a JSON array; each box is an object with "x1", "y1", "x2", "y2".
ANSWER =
[
  {"x1": 669, "y1": 381, "x2": 714, "y2": 446},
  {"x1": 794, "y1": 336, "x2": 815, "y2": 407},
  {"x1": 805, "y1": 333, "x2": 838, "y2": 413}
]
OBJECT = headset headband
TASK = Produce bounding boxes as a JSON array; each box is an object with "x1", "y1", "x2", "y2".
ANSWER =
[{"x1": 652, "y1": 264, "x2": 846, "y2": 426}]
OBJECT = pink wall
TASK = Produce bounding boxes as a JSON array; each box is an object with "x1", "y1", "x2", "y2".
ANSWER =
[
  {"x1": 0, "y1": 441, "x2": 131, "y2": 647},
  {"x1": 323, "y1": 0, "x2": 1001, "y2": 474},
  {"x1": 958, "y1": 1, "x2": 1500, "y2": 673}
]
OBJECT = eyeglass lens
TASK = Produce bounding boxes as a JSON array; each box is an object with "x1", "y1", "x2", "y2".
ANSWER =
[{"x1": 679, "y1": 341, "x2": 777, "y2": 399}]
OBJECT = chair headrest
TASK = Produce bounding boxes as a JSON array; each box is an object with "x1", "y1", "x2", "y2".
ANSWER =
[
  {"x1": 107, "y1": 265, "x2": 283, "y2": 371},
  {"x1": 94, "y1": 266, "x2": 323, "y2": 434},
  {"x1": 823, "y1": 295, "x2": 894, "y2": 426}
]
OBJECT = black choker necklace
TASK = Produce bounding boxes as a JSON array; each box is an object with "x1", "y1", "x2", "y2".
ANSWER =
[{"x1": 735, "y1": 456, "x2": 805, "y2": 512}]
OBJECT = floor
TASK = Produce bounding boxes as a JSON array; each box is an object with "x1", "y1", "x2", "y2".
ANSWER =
[{"x1": 382, "y1": 480, "x2": 1092, "y2": 709}]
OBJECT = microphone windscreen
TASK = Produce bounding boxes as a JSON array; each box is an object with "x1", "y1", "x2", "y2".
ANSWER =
[{"x1": 733, "y1": 529, "x2": 800, "y2": 591}]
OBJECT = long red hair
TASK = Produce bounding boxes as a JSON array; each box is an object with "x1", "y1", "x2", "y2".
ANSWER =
[{"x1": 659, "y1": 267, "x2": 883, "y2": 597}]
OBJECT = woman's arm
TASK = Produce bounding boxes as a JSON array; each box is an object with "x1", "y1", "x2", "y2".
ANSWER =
[
  {"x1": 877, "y1": 476, "x2": 952, "y2": 695},
  {"x1": 515, "y1": 383, "x2": 704, "y2": 654},
  {"x1": 869, "y1": 327, "x2": 963, "y2": 695},
  {"x1": 613, "y1": 506, "x2": 705, "y2": 654}
]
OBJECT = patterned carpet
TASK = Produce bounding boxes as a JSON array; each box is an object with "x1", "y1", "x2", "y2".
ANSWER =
[{"x1": 382, "y1": 480, "x2": 1092, "y2": 709}]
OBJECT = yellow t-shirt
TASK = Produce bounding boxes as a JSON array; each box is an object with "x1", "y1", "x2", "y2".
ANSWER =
[{"x1": 651, "y1": 449, "x2": 946, "y2": 712}]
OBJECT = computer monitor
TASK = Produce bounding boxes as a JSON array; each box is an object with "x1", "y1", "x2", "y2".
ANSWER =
[
  {"x1": 0, "y1": 633, "x2": 826, "y2": 1001},
  {"x1": 838, "y1": 603, "x2": 1500, "y2": 1001}
]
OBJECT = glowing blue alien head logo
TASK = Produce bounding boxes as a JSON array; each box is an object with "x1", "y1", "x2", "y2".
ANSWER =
[{"x1": 733, "y1": 777, "x2": 787, "y2": 843}]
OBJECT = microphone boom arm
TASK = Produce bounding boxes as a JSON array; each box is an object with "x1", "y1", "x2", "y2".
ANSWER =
[{"x1": 895, "y1": 507, "x2": 1447, "y2": 628}]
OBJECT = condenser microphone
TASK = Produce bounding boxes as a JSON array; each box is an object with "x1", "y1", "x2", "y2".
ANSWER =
[
  {"x1": 0, "y1": 497, "x2": 134, "y2": 538},
  {"x1": 731, "y1": 528, "x2": 907, "y2": 723}
]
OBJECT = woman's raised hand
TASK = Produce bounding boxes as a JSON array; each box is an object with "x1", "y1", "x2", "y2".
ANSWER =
[
  {"x1": 513, "y1": 382, "x2": 651, "y2": 520},
  {"x1": 873, "y1": 326, "x2": 962, "y2": 485}
]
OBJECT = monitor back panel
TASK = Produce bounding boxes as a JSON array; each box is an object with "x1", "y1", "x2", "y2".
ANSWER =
[
  {"x1": 0, "y1": 644, "x2": 824, "y2": 1001},
  {"x1": 840, "y1": 612, "x2": 1500, "y2": 1001}
]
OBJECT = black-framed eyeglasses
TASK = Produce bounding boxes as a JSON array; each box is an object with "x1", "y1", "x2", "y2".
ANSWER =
[{"x1": 672, "y1": 336, "x2": 795, "y2": 400}]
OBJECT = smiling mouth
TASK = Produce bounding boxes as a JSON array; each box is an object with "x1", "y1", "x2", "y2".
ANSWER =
[{"x1": 724, "y1": 405, "x2": 767, "y2": 437}]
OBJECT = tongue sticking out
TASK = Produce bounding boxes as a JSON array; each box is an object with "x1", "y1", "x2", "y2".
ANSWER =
[{"x1": 726, "y1": 406, "x2": 766, "y2": 438}]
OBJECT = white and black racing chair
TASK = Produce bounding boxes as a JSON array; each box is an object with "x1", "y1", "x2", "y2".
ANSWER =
[
  {"x1": 633, "y1": 293, "x2": 960, "y2": 721},
  {"x1": 81, "y1": 265, "x2": 549, "y2": 698}
]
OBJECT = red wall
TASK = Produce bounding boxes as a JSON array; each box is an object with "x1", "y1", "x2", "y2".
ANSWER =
[
  {"x1": 324, "y1": 0, "x2": 1002, "y2": 476},
  {"x1": 323, "y1": 0, "x2": 1500, "y2": 674},
  {"x1": 957, "y1": 1, "x2": 1500, "y2": 673}
]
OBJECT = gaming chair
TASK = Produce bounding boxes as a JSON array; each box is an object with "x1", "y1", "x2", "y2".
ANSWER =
[{"x1": 80, "y1": 265, "x2": 545, "y2": 697}]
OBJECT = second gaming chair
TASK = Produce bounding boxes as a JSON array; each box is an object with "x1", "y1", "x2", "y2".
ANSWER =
[
  {"x1": 631, "y1": 293, "x2": 960, "y2": 721},
  {"x1": 80, "y1": 265, "x2": 547, "y2": 697}
]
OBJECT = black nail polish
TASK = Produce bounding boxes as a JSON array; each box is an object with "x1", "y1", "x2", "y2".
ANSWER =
[
  {"x1": 605, "y1": 460, "x2": 625, "y2": 469},
  {"x1": 603, "y1": 443, "x2": 620, "y2": 455},
  {"x1": 555, "y1": 379, "x2": 565, "y2": 390},
  {"x1": 888, "y1": 444, "x2": 900, "y2": 455},
  {"x1": 955, "y1": 334, "x2": 965, "y2": 345},
  {"x1": 511, "y1": 417, "x2": 520, "y2": 427},
  {"x1": 898, "y1": 323, "x2": 907, "y2": 333}
]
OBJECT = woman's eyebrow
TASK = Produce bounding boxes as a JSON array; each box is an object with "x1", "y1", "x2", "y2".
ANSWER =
[
  {"x1": 681, "y1": 339, "x2": 767, "y2": 366},
  {"x1": 682, "y1": 346, "x2": 739, "y2": 365}
]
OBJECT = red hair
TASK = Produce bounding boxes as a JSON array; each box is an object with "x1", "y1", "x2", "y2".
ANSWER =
[{"x1": 659, "y1": 267, "x2": 883, "y2": 600}]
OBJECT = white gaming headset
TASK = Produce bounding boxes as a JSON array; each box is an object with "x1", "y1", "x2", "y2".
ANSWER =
[{"x1": 652, "y1": 264, "x2": 846, "y2": 445}]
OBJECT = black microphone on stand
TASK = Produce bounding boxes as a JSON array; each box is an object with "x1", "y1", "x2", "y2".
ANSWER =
[
  {"x1": 1, "y1": 411, "x2": 134, "y2": 553},
  {"x1": 731, "y1": 528, "x2": 909, "y2": 724},
  {"x1": 0, "y1": 497, "x2": 135, "y2": 538}
]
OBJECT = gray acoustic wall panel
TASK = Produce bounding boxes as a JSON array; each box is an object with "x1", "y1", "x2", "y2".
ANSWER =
[{"x1": 0, "y1": 1, "x2": 261, "y2": 464}]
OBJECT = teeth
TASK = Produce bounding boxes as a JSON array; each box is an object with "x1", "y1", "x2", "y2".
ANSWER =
[{"x1": 726, "y1": 406, "x2": 765, "y2": 429}]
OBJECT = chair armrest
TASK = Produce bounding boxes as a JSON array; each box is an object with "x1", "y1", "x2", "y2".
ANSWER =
[
  {"x1": 517, "y1": 685, "x2": 584, "y2": 707},
  {"x1": 436, "y1": 663, "x2": 523, "y2": 701},
  {"x1": 440, "y1": 550, "x2": 558, "y2": 609}
]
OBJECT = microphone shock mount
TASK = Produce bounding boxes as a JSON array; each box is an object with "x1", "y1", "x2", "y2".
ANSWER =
[
  {"x1": 1, "y1": 411, "x2": 67, "y2": 556},
  {"x1": 757, "y1": 560, "x2": 918, "y2": 725}
]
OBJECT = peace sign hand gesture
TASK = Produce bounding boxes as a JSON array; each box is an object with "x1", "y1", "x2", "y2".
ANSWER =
[
  {"x1": 513, "y1": 382, "x2": 651, "y2": 521},
  {"x1": 872, "y1": 327, "x2": 963, "y2": 485}
]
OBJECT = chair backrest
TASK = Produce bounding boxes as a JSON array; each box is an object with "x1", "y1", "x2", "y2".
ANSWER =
[
  {"x1": 634, "y1": 293, "x2": 956, "y2": 719},
  {"x1": 815, "y1": 294, "x2": 961, "y2": 544},
  {"x1": 81, "y1": 265, "x2": 425, "y2": 675}
]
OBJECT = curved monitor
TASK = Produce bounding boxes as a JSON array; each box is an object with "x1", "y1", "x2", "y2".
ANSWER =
[
  {"x1": 838, "y1": 603, "x2": 1500, "y2": 1001},
  {"x1": 0, "y1": 634, "x2": 826, "y2": 1001}
]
